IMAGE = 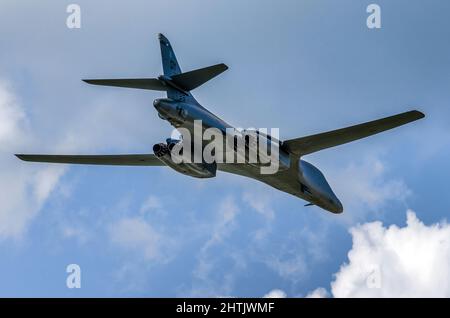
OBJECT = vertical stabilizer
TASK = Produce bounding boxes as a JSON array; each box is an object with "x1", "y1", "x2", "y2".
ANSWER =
[
  {"x1": 83, "y1": 34, "x2": 226, "y2": 105},
  {"x1": 158, "y1": 33, "x2": 182, "y2": 77},
  {"x1": 158, "y1": 33, "x2": 195, "y2": 102}
]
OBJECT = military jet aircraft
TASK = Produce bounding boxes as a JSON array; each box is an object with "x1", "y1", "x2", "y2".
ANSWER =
[{"x1": 16, "y1": 33, "x2": 425, "y2": 214}]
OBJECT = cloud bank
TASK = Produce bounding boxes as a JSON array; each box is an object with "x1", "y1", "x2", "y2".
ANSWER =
[
  {"x1": 301, "y1": 210, "x2": 450, "y2": 298},
  {"x1": 0, "y1": 81, "x2": 64, "y2": 240},
  {"x1": 263, "y1": 289, "x2": 287, "y2": 298}
]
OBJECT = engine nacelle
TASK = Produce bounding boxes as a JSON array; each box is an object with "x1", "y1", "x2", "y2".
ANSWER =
[{"x1": 153, "y1": 142, "x2": 216, "y2": 179}]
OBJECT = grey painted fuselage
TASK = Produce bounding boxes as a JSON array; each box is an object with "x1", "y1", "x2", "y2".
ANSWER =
[{"x1": 152, "y1": 96, "x2": 343, "y2": 214}]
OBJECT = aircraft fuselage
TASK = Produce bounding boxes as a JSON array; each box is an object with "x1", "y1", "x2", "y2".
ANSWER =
[{"x1": 152, "y1": 97, "x2": 343, "y2": 214}]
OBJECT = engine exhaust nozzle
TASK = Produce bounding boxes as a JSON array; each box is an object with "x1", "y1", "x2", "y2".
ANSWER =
[{"x1": 153, "y1": 143, "x2": 169, "y2": 157}]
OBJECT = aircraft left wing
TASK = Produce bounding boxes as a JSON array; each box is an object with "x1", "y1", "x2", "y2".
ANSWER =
[
  {"x1": 283, "y1": 110, "x2": 425, "y2": 156},
  {"x1": 15, "y1": 154, "x2": 164, "y2": 166},
  {"x1": 82, "y1": 79, "x2": 167, "y2": 91}
]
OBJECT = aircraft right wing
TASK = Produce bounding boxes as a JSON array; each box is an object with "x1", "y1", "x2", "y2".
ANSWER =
[
  {"x1": 283, "y1": 110, "x2": 425, "y2": 156},
  {"x1": 15, "y1": 154, "x2": 164, "y2": 166}
]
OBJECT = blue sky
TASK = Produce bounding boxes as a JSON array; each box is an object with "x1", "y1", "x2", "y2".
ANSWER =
[{"x1": 0, "y1": 0, "x2": 450, "y2": 297}]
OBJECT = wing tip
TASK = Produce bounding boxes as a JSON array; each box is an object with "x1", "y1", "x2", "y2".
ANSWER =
[
  {"x1": 219, "y1": 63, "x2": 229, "y2": 71},
  {"x1": 15, "y1": 154, "x2": 28, "y2": 161},
  {"x1": 83, "y1": 79, "x2": 111, "y2": 85},
  {"x1": 82, "y1": 79, "x2": 97, "y2": 85},
  {"x1": 411, "y1": 110, "x2": 425, "y2": 120}
]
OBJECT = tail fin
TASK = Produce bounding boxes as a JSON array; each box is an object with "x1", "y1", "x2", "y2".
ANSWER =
[
  {"x1": 158, "y1": 33, "x2": 182, "y2": 77},
  {"x1": 83, "y1": 33, "x2": 228, "y2": 102}
]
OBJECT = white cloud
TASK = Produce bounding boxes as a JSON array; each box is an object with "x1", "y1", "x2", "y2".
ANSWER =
[
  {"x1": 140, "y1": 195, "x2": 163, "y2": 215},
  {"x1": 265, "y1": 254, "x2": 308, "y2": 282},
  {"x1": 314, "y1": 210, "x2": 450, "y2": 297},
  {"x1": 0, "y1": 82, "x2": 27, "y2": 148},
  {"x1": 243, "y1": 190, "x2": 275, "y2": 220},
  {"x1": 253, "y1": 223, "x2": 331, "y2": 284},
  {"x1": 263, "y1": 289, "x2": 287, "y2": 298},
  {"x1": 188, "y1": 196, "x2": 241, "y2": 297},
  {"x1": 0, "y1": 81, "x2": 64, "y2": 240},
  {"x1": 201, "y1": 196, "x2": 239, "y2": 250},
  {"x1": 327, "y1": 157, "x2": 411, "y2": 220},
  {"x1": 109, "y1": 217, "x2": 169, "y2": 262},
  {"x1": 0, "y1": 75, "x2": 160, "y2": 242},
  {"x1": 61, "y1": 224, "x2": 91, "y2": 244},
  {"x1": 305, "y1": 287, "x2": 328, "y2": 298}
]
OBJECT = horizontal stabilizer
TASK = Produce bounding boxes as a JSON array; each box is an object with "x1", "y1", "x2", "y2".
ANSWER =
[
  {"x1": 83, "y1": 78, "x2": 167, "y2": 91},
  {"x1": 283, "y1": 110, "x2": 425, "y2": 156},
  {"x1": 83, "y1": 64, "x2": 227, "y2": 93},
  {"x1": 170, "y1": 63, "x2": 228, "y2": 91},
  {"x1": 16, "y1": 154, "x2": 164, "y2": 166}
]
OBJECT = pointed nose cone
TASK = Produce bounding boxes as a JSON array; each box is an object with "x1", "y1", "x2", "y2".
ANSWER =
[
  {"x1": 335, "y1": 199, "x2": 344, "y2": 214},
  {"x1": 328, "y1": 193, "x2": 343, "y2": 214}
]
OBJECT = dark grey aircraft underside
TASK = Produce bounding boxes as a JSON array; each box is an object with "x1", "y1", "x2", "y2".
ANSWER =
[{"x1": 16, "y1": 34, "x2": 425, "y2": 214}]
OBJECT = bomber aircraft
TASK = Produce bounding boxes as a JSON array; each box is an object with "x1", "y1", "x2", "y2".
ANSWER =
[{"x1": 16, "y1": 34, "x2": 425, "y2": 214}]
